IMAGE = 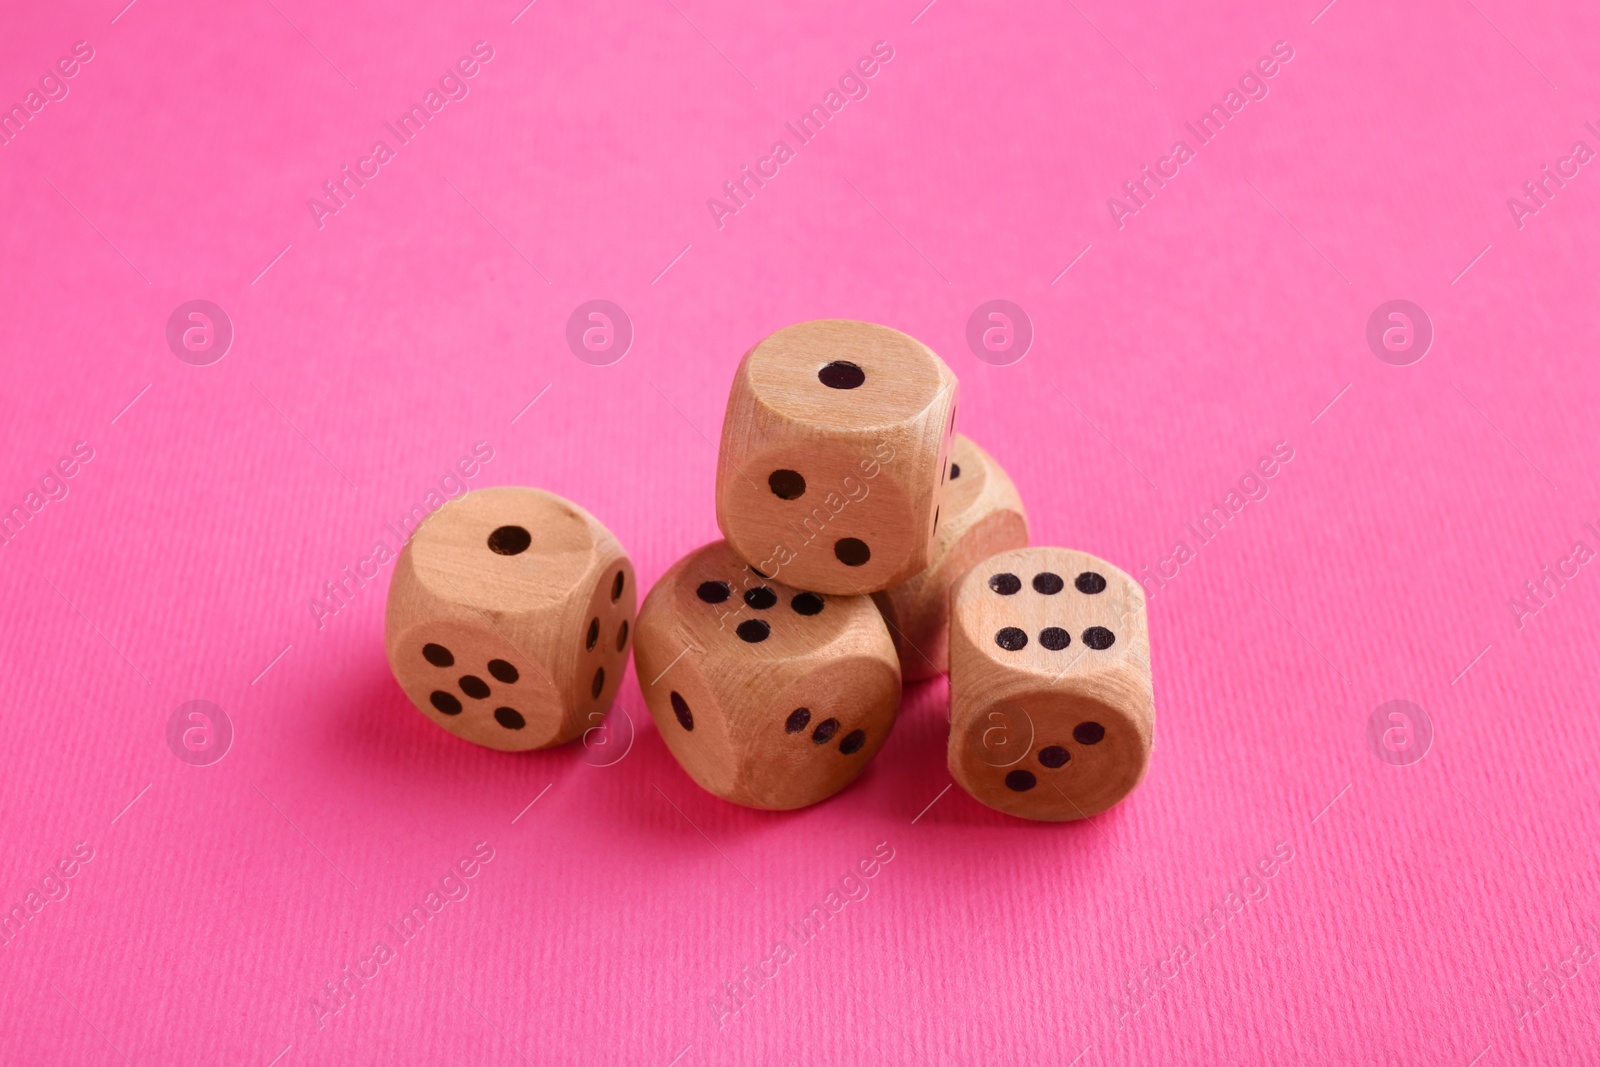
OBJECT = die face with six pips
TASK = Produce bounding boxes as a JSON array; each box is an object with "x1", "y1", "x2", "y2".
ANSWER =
[
  {"x1": 715, "y1": 319, "x2": 958, "y2": 596},
  {"x1": 948, "y1": 547, "x2": 1154, "y2": 821},
  {"x1": 633, "y1": 540, "x2": 901, "y2": 810},
  {"x1": 385, "y1": 486, "x2": 636, "y2": 752}
]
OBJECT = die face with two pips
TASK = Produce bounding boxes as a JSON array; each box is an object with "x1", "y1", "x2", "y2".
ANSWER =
[
  {"x1": 633, "y1": 540, "x2": 901, "y2": 810},
  {"x1": 872, "y1": 434, "x2": 1029, "y2": 681},
  {"x1": 716, "y1": 319, "x2": 958, "y2": 596},
  {"x1": 385, "y1": 486, "x2": 636, "y2": 752},
  {"x1": 948, "y1": 547, "x2": 1153, "y2": 821}
]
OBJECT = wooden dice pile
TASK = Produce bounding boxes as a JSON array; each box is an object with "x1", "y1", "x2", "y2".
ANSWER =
[{"x1": 386, "y1": 320, "x2": 1154, "y2": 821}]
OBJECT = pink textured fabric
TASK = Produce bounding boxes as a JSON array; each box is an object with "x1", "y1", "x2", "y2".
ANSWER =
[{"x1": 1, "y1": 1, "x2": 1597, "y2": 1063}]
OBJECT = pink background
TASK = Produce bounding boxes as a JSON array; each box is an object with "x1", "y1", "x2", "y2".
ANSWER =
[{"x1": 3, "y1": 0, "x2": 1598, "y2": 1063}]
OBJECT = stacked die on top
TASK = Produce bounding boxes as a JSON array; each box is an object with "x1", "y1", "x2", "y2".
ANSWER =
[
  {"x1": 384, "y1": 319, "x2": 1155, "y2": 821},
  {"x1": 712, "y1": 319, "x2": 957, "y2": 594}
]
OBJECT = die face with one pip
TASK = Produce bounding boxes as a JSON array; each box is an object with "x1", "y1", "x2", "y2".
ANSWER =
[
  {"x1": 633, "y1": 540, "x2": 901, "y2": 810},
  {"x1": 385, "y1": 486, "x2": 636, "y2": 752},
  {"x1": 872, "y1": 434, "x2": 1028, "y2": 681},
  {"x1": 948, "y1": 547, "x2": 1153, "y2": 821},
  {"x1": 716, "y1": 319, "x2": 958, "y2": 596}
]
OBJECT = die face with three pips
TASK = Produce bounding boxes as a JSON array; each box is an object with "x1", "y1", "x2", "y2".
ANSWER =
[
  {"x1": 634, "y1": 540, "x2": 901, "y2": 810},
  {"x1": 872, "y1": 434, "x2": 1029, "y2": 681},
  {"x1": 716, "y1": 319, "x2": 959, "y2": 596},
  {"x1": 948, "y1": 547, "x2": 1153, "y2": 821},
  {"x1": 385, "y1": 486, "x2": 636, "y2": 752}
]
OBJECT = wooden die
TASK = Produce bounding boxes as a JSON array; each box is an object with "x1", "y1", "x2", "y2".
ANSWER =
[
  {"x1": 872, "y1": 434, "x2": 1028, "y2": 680},
  {"x1": 948, "y1": 547, "x2": 1153, "y2": 821},
  {"x1": 385, "y1": 486, "x2": 636, "y2": 751},
  {"x1": 633, "y1": 540, "x2": 901, "y2": 809},
  {"x1": 715, "y1": 319, "x2": 958, "y2": 595}
]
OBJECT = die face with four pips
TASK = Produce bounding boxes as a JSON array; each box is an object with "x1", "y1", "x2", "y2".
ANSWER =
[
  {"x1": 716, "y1": 319, "x2": 958, "y2": 596},
  {"x1": 872, "y1": 434, "x2": 1029, "y2": 681},
  {"x1": 385, "y1": 486, "x2": 636, "y2": 752},
  {"x1": 948, "y1": 547, "x2": 1153, "y2": 821},
  {"x1": 633, "y1": 540, "x2": 901, "y2": 810}
]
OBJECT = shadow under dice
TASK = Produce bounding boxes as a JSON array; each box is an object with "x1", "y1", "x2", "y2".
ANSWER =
[
  {"x1": 948, "y1": 547, "x2": 1154, "y2": 821},
  {"x1": 715, "y1": 319, "x2": 958, "y2": 595},
  {"x1": 385, "y1": 486, "x2": 635, "y2": 752},
  {"x1": 633, "y1": 540, "x2": 900, "y2": 809}
]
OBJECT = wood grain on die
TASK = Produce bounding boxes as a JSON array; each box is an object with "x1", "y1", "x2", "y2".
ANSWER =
[
  {"x1": 948, "y1": 547, "x2": 1153, "y2": 821},
  {"x1": 716, "y1": 320, "x2": 958, "y2": 595},
  {"x1": 385, "y1": 486, "x2": 636, "y2": 752},
  {"x1": 633, "y1": 540, "x2": 901, "y2": 809},
  {"x1": 872, "y1": 435, "x2": 1028, "y2": 680}
]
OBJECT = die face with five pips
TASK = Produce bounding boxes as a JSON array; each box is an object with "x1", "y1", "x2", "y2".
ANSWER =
[
  {"x1": 948, "y1": 547, "x2": 1153, "y2": 821},
  {"x1": 872, "y1": 434, "x2": 1029, "y2": 681},
  {"x1": 716, "y1": 319, "x2": 958, "y2": 596},
  {"x1": 633, "y1": 540, "x2": 901, "y2": 810},
  {"x1": 384, "y1": 486, "x2": 636, "y2": 752}
]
